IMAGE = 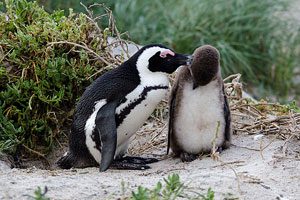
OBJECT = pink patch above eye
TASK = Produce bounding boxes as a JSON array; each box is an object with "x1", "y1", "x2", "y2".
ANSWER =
[{"x1": 159, "y1": 50, "x2": 175, "y2": 58}]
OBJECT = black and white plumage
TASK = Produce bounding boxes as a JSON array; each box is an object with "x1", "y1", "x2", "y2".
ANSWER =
[
  {"x1": 167, "y1": 45, "x2": 231, "y2": 162},
  {"x1": 57, "y1": 44, "x2": 192, "y2": 171}
]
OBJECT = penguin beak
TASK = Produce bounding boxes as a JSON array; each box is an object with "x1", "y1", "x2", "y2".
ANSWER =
[
  {"x1": 175, "y1": 54, "x2": 193, "y2": 66},
  {"x1": 186, "y1": 55, "x2": 193, "y2": 66}
]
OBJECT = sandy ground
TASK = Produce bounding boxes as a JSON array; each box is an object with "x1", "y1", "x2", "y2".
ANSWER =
[{"x1": 0, "y1": 133, "x2": 299, "y2": 200}]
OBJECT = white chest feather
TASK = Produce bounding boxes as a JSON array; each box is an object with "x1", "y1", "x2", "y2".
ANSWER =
[
  {"x1": 114, "y1": 58, "x2": 169, "y2": 156},
  {"x1": 115, "y1": 84, "x2": 168, "y2": 155},
  {"x1": 174, "y1": 80, "x2": 225, "y2": 153}
]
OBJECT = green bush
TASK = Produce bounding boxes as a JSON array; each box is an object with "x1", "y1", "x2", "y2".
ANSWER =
[{"x1": 0, "y1": 0, "x2": 113, "y2": 155}]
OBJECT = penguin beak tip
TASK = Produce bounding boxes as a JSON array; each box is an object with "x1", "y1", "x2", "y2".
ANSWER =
[
  {"x1": 186, "y1": 55, "x2": 194, "y2": 66},
  {"x1": 186, "y1": 55, "x2": 193, "y2": 66}
]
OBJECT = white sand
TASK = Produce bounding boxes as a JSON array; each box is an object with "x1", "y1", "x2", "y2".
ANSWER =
[{"x1": 1, "y1": 134, "x2": 299, "y2": 200}]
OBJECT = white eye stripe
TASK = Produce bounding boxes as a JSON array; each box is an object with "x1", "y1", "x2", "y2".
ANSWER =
[{"x1": 135, "y1": 46, "x2": 169, "y2": 86}]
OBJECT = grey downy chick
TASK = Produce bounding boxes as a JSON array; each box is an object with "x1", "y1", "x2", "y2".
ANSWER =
[{"x1": 168, "y1": 45, "x2": 231, "y2": 162}]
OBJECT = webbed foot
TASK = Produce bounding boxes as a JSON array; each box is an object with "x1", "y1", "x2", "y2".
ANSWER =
[
  {"x1": 180, "y1": 152, "x2": 198, "y2": 162},
  {"x1": 117, "y1": 156, "x2": 158, "y2": 164},
  {"x1": 107, "y1": 160, "x2": 151, "y2": 170},
  {"x1": 217, "y1": 146, "x2": 223, "y2": 153},
  {"x1": 101, "y1": 156, "x2": 158, "y2": 171}
]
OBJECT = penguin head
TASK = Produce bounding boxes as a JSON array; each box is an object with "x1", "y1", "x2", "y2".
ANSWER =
[
  {"x1": 189, "y1": 45, "x2": 220, "y2": 89},
  {"x1": 135, "y1": 44, "x2": 192, "y2": 75}
]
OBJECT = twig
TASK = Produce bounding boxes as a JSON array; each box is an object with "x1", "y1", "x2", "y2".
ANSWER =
[
  {"x1": 273, "y1": 155, "x2": 300, "y2": 161},
  {"x1": 87, "y1": 64, "x2": 114, "y2": 80},
  {"x1": 231, "y1": 144, "x2": 260, "y2": 151},
  {"x1": 80, "y1": 3, "x2": 102, "y2": 35},
  {"x1": 47, "y1": 41, "x2": 111, "y2": 65},
  {"x1": 212, "y1": 160, "x2": 245, "y2": 168},
  {"x1": 211, "y1": 121, "x2": 221, "y2": 161},
  {"x1": 218, "y1": 159, "x2": 242, "y2": 195},
  {"x1": 22, "y1": 144, "x2": 50, "y2": 166},
  {"x1": 223, "y1": 73, "x2": 241, "y2": 83}
]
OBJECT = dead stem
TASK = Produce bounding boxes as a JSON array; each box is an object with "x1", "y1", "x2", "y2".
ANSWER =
[
  {"x1": 212, "y1": 160, "x2": 245, "y2": 168},
  {"x1": 88, "y1": 3, "x2": 131, "y2": 59},
  {"x1": 22, "y1": 144, "x2": 50, "y2": 166},
  {"x1": 218, "y1": 159, "x2": 242, "y2": 195},
  {"x1": 87, "y1": 65, "x2": 114, "y2": 80},
  {"x1": 231, "y1": 144, "x2": 260, "y2": 151},
  {"x1": 47, "y1": 41, "x2": 111, "y2": 65}
]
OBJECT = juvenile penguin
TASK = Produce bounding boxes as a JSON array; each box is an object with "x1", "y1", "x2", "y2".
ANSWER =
[
  {"x1": 167, "y1": 45, "x2": 231, "y2": 162},
  {"x1": 57, "y1": 44, "x2": 192, "y2": 171}
]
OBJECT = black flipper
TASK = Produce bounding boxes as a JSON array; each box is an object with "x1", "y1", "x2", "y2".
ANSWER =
[
  {"x1": 167, "y1": 78, "x2": 179, "y2": 155},
  {"x1": 95, "y1": 101, "x2": 118, "y2": 172},
  {"x1": 222, "y1": 84, "x2": 232, "y2": 149}
]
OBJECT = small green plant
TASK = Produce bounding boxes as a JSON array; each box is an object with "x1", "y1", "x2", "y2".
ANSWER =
[
  {"x1": 31, "y1": 186, "x2": 50, "y2": 200},
  {"x1": 130, "y1": 173, "x2": 214, "y2": 200},
  {"x1": 161, "y1": 173, "x2": 184, "y2": 199},
  {"x1": 199, "y1": 188, "x2": 215, "y2": 200},
  {"x1": 131, "y1": 186, "x2": 152, "y2": 200},
  {"x1": 286, "y1": 101, "x2": 300, "y2": 113}
]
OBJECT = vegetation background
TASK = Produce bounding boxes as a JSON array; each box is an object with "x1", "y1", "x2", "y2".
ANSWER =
[
  {"x1": 0, "y1": 0, "x2": 299, "y2": 162},
  {"x1": 37, "y1": 0, "x2": 300, "y2": 98}
]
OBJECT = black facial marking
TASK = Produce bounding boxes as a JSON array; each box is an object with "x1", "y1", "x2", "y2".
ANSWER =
[
  {"x1": 116, "y1": 85, "x2": 168, "y2": 126},
  {"x1": 148, "y1": 52, "x2": 190, "y2": 74}
]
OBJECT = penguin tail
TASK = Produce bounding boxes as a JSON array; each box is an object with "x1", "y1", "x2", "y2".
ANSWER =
[{"x1": 56, "y1": 152, "x2": 77, "y2": 169}]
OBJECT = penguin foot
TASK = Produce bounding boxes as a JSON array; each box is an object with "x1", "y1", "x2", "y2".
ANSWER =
[
  {"x1": 56, "y1": 152, "x2": 76, "y2": 169},
  {"x1": 109, "y1": 160, "x2": 151, "y2": 170},
  {"x1": 180, "y1": 152, "x2": 198, "y2": 162},
  {"x1": 56, "y1": 152, "x2": 97, "y2": 169},
  {"x1": 116, "y1": 156, "x2": 158, "y2": 165},
  {"x1": 217, "y1": 146, "x2": 223, "y2": 153},
  {"x1": 222, "y1": 140, "x2": 231, "y2": 150}
]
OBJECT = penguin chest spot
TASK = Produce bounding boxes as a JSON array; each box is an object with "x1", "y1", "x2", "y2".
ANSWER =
[
  {"x1": 116, "y1": 85, "x2": 168, "y2": 146},
  {"x1": 175, "y1": 81, "x2": 225, "y2": 153}
]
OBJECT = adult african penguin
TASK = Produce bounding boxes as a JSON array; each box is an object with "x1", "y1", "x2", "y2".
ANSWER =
[
  {"x1": 167, "y1": 45, "x2": 231, "y2": 162},
  {"x1": 57, "y1": 44, "x2": 192, "y2": 171}
]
